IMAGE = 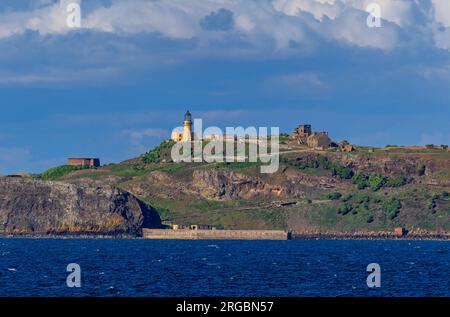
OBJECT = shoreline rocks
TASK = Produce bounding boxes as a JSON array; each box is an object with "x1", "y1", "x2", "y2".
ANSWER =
[{"x1": 0, "y1": 177, "x2": 161, "y2": 235}]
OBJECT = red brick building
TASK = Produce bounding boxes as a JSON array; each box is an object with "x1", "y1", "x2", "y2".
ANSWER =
[{"x1": 67, "y1": 158, "x2": 100, "y2": 168}]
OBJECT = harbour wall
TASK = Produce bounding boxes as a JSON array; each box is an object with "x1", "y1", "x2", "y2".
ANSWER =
[{"x1": 142, "y1": 229, "x2": 289, "y2": 240}]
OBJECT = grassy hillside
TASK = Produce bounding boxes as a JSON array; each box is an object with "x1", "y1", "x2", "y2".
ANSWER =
[{"x1": 50, "y1": 141, "x2": 450, "y2": 232}]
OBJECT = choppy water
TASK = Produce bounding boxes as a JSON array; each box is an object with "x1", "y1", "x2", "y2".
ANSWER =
[{"x1": 0, "y1": 239, "x2": 448, "y2": 297}]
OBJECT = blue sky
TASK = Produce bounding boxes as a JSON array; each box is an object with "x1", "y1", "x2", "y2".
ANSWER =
[{"x1": 0, "y1": 0, "x2": 450, "y2": 174}]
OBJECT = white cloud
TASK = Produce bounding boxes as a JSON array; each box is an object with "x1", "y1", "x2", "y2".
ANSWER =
[
  {"x1": 432, "y1": 0, "x2": 450, "y2": 27},
  {"x1": 0, "y1": 0, "x2": 449, "y2": 87},
  {"x1": 83, "y1": 0, "x2": 203, "y2": 39},
  {"x1": 0, "y1": 0, "x2": 442, "y2": 51},
  {"x1": 274, "y1": 0, "x2": 342, "y2": 21}
]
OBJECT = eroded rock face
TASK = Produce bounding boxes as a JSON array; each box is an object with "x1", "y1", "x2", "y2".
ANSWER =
[
  {"x1": 123, "y1": 169, "x2": 305, "y2": 200},
  {"x1": 192, "y1": 169, "x2": 310, "y2": 200},
  {"x1": 0, "y1": 177, "x2": 161, "y2": 234}
]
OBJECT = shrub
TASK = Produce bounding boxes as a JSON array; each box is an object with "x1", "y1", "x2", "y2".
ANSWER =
[
  {"x1": 352, "y1": 173, "x2": 368, "y2": 189},
  {"x1": 425, "y1": 144, "x2": 435, "y2": 149},
  {"x1": 382, "y1": 198, "x2": 402, "y2": 220},
  {"x1": 142, "y1": 141, "x2": 175, "y2": 164},
  {"x1": 386, "y1": 176, "x2": 409, "y2": 188},
  {"x1": 368, "y1": 173, "x2": 387, "y2": 191},
  {"x1": 41, "y1": 165, "x2": 87, "y2": 180},
  {"x1": 338, "y1": 203, "x2": 353, "y2": 215},
  {"x1": 284, "y1": 155, "x2": 353, "y2": 179},
  {"x1": 331, "y1": 165, "x2": 354, "y2": 179},
  {"x1": 341, "y1": 194, "x2": 352, "y2": 202},
  {"x1": 327, "y1": 192, "x2": 342, "y2": 200},
  {"x1": 353, "y1": 192, "x2": 371, "y2": 204}
]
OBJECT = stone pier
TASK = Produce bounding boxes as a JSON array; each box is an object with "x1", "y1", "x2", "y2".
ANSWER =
[{"x1": 142, "y1": 229, "x2": 289, "y2": 240}]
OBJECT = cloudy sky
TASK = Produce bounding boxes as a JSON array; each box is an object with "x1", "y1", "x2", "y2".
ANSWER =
[{"x1": 0, "y1": 0, "x2": 449, "y2": 174}]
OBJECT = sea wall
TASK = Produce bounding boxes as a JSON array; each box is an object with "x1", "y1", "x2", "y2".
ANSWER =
[{"x1": 142, "y1": 229, "x2": 289, "y2": 240}]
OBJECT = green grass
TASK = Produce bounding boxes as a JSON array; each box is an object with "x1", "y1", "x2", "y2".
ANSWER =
[
  {"x1": 215, "y1": 161, "x2": 262, "y2": 170},
  {"x1": 40, "y1": 165, "x2": 90, "y2": 180},
  {"x1": 141, "y1": 196, "x2": 286, "y2": 230}
]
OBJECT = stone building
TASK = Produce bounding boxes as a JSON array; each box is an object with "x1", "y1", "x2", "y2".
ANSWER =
[
  {"x1": 291, "y1": 123, "x2": 333, "y2": 149},
  {"x1": 172, "y1": 110, "x2": 194, "y2": 142},
  {"x1": 339, "y1": 140, "x2": 356, "y2": 152},
  {"x1": 306, "y1": 132, "x2": 332, "y2": 150},
  {"x1": 291, "y1": 124, "x2": 312, "y2": 145},
  {"x1": 67, "y1": 158, "x2": 100, "y2": 168}
]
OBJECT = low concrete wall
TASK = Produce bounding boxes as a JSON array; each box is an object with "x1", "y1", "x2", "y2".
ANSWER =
[{"x1": 142, "y1": 229, "x2": 289, "y2": 240}]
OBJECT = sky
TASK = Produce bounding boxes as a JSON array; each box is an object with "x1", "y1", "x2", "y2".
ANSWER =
[{"x1": 0, "y1": 0, "x2": 449, "y2": 174}]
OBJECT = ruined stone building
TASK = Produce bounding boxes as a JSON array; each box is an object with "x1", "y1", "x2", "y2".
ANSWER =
[
  {"x1": 291, "y1": 124, "x2": 332, "y2": 149},
  {"x1": 306, "y1": 132, "x2": 332, "y2": 150},
  {"x1": 291, "y1": 124, "x2": 312, "y2": 145},
  {"x1": 339, "y1": 140, "x2": 356, "y2": 152}
]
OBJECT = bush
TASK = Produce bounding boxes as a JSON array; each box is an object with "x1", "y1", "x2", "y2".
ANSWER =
[
  {"x1": 425, "y1": 144, "x2": 435, "y2": 149},
  {"x1": 284, "y1": 155, "x2": 353, "y2": 179},
  {"x1": 142, "y1": 141, "x2": 175, "y2": 164},
  {"x1": 353, "y1": 192, "x2": 371, "y2": 204},
  {"x1": 337, "y1": 203, "x2": 353, "y2": 215},
  {"x1": 386, "y1": 176, "x2": 409, "y2": 188},
  {"x1": 382, "y1": 198, "x2": 402, "y2": 220},
  {"x1": 441, "y1": 145, "x2": 448, "y2": 150},
  {"x1": 352, "y1": 172, "x2": 406, "y2": 191},
  {"x1": 368, "y1": 173, "x2": 387, "y2": 191},
  {"x1": 352, "y1": 173, "x2": 368, "y2": 189},
  {"x1": 327, "y1": 192, "x2": 342, "y2": 200},
  {"x1": 331, "y1": 165, "x2": 354, "y2": 179},
  {"x1": 341, "y1": 194, "x2": 352, "y2": 202}
]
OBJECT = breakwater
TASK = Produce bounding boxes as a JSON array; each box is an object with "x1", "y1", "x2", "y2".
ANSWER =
[{"x1": 142, "y1": 229, "x2": 289, "y2": 240}]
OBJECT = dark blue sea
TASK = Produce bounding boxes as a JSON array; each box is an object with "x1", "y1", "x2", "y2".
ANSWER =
[{"x1": 0, "y1": 239, "x2": 448, "y2": 297}]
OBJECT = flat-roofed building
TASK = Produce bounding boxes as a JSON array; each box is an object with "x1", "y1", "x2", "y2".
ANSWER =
[{"x1": 67, "y1": 158, "x2": 100, "y2": 168}]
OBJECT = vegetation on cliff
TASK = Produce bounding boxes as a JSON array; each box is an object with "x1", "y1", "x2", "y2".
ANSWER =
[
  {"x1": 40, "y1": 165, "x2": 91, "y2": 180},
  {"x1": 18, "y1": 141, "x2": 450, "y2": 234}
]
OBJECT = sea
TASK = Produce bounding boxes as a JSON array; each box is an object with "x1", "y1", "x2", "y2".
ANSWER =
[{"x1": 0, "y1": 239, "x2": 448, "y2": 297}]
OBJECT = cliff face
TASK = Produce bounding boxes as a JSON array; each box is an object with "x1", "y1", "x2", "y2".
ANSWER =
[
  {"x1": 124, "y1": 169, "x2": 305, "y2": 200},
  {"x1": 0, "y1": 177, "x2": 161, "y2": 234}
]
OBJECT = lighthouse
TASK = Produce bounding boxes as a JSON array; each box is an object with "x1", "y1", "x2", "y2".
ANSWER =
[
  {"x1": 171, "y1": 110, "x2": 194, "y2": 142},
  {"x1": 182, "y1": 110, "x2": 193, "y2": 141}
]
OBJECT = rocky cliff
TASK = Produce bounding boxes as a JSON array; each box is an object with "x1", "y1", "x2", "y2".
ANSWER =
[
  {"x1": 0, "y1": 177, "x2": 161, "y2": 235},
  {"x1": 124, "y1": 169, "x2": 305, "y2": 200}
]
